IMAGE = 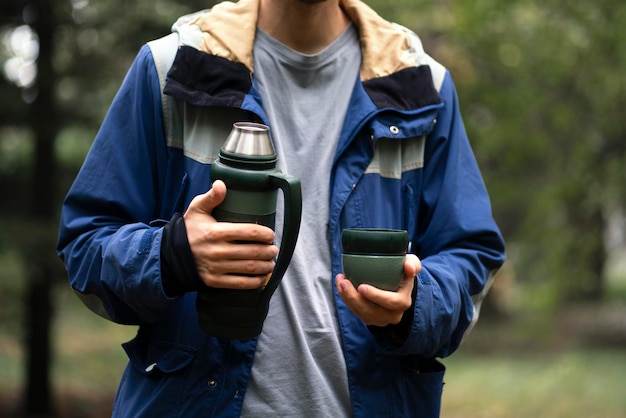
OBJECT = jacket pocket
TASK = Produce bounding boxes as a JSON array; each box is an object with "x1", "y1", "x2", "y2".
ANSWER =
[
  {"x1": 123, "y1": 337, "x2": 196, "y2": 375},
  {"x1": 396, "y1": 358, "x2": 445, "y2": 418},
  {"x1": 113, "y1": 337, "x2": 198, "y2": 417}
]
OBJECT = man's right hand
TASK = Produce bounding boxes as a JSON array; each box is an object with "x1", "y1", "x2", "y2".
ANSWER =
[{"x1": 183, "y1": 180, "x2": 278, "y2": 290}]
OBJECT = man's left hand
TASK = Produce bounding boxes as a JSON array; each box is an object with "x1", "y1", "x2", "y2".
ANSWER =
[{"x1": 336, "y1": 254, "x2": 421, "y2": 327}]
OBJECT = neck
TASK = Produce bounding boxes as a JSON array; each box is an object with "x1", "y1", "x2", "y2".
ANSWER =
[{"x1": 258, "y1": 0, "x2": 350, "y2": 54}]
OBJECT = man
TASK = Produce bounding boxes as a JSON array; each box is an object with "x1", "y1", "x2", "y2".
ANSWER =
[{"x1": 57, "y1": 0, "x2": 506, "y2": 416}]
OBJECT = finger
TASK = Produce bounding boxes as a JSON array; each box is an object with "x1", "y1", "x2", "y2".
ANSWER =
[
  {"x1": 219, "y1": 259, "x2": 275, "y2": 277},
  {"x1": 404, "y1": 254, "x2": 421, "y2": 278},
  {"x1": 336, "y1": 276, "x2": 399, "y2": 326},
  {"x1": 231, "y1": 224, "x2": 276, "y2": 245},
  {"x1": 185, "y1": 180, "x2": 227, "y2": 216},
  {"x1": 207, "y1": 273, "x2": 271, "y2": 290},
  {"x1": 207, "y1": 222, "x2": 276, "y2": 246},
  {"x1": 357, "y1": 287, "x2": 409, "y2": 326},
  {"x1": 335, "y1": 275, "x2": 387, "y2": 321},
  {"x1": 336, "y1": 274, "x2": 359, "y2": 300},
  {"x1": 215, "y1": 242, "x2": 279, "y2": 261},
  {"x1": 357, "y1": 279, "x2": 413, "y2": 312},
  {"x1": 198, "y1": 259, "x2": 276, "y2": 287}
]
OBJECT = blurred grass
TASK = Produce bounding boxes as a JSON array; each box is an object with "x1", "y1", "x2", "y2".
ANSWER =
[{"x1": 441, "y1": 345, "x2": 626, "y2": 418}]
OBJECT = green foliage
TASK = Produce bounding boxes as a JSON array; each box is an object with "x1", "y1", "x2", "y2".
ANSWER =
[
  {"x1": 51, "y1": 0, "x2": 215, "y2": 132},
  {"x1": 55, "y1": 126, "x2": 97, "y2": 168},
  {"x1": 0, "y1": 127, "x2": 33, "y2": 174},
  {"x1": 0, "y1": 247, "x2": 26, "y2": 336}
]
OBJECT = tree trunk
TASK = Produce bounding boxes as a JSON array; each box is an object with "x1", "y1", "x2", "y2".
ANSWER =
[
  {"x1": 563, "y1": 202, "x2": 606, "y2": 303},
  {"x1": 582, "y1": 206, "x2": 606, "y2": 301},
  {"x1": 24, "y1": 251, "x2": 55, "y2": 417},
  {"x1": 21, "y1": 0, "x2": 59, "y2": 415}
]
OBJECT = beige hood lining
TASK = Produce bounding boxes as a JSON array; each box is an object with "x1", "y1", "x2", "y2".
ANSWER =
[{"x1": 180, "y1": 0, "x2": 434, "y2": 83}]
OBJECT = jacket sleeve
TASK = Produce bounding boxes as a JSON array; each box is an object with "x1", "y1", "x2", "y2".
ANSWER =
[
  {"x1": 56, "y1": 45, "x2": 177, "y2": 325},
  {"x1": 386, "y1": 73, "x2": 505, "y2": 357}
]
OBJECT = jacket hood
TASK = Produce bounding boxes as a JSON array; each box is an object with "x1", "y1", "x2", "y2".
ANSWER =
[
  {"x1": 165, "y1": 0, "x2": 444, "y2": 111},
  {"x1": 173, "y1": 0, "x2": 442, "y2": 84}
]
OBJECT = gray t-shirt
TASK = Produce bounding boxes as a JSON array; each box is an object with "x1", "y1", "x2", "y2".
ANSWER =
[{"x1": 241, "y1": 25, "x2": 361, "y2": 417}]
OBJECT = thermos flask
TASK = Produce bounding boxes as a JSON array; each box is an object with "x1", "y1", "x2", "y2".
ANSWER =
[{"x1": 196, "y1": 122, "x2": 302, "y2": 340}]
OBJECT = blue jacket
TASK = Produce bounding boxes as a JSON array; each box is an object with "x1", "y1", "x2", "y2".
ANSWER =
[{"x1": 57, "y1": 0, "x2": 505, "y2": 416}]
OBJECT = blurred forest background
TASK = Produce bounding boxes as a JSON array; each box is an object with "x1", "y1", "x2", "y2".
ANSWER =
[{"x1": 0, "y1": 0, "x2": 625, "y2": 417}]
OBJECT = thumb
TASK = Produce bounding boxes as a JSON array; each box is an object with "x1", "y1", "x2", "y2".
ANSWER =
[
  {"x1": 187, "y1": 180, "x2": 227, "y2": 215},
  {"x1": 404, "y1": 254, "x2": 421, "y2": 278}
]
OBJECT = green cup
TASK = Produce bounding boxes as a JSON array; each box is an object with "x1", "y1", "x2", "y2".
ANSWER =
[{"x1": 341, "y1": 228, "x2": 408, "y2": 291}]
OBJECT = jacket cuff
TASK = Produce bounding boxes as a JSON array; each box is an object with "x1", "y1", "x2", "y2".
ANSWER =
[{"x1": 160, "y1": 213, "x2": 203, "y2": 296}]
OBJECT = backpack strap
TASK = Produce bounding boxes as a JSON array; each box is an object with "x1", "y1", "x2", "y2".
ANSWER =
[{"x1": 147, "y1": 33, "x2": 182, "y2": 146}]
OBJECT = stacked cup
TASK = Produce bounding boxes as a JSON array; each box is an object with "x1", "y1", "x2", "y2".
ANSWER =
[{"x1": 341, "y1": 228, "x2": 408, "y2": 291}]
